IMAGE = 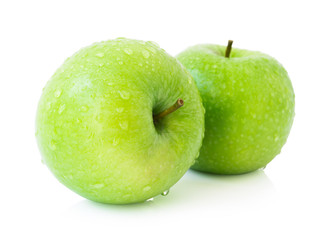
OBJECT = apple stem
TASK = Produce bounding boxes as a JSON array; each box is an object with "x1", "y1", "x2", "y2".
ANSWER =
[
  {"x1": 153, "y1": 99, "x2": 184, "y2": 122},
  {"x1": 225, "y1": 40, "x2": 234, "y2": 58}
]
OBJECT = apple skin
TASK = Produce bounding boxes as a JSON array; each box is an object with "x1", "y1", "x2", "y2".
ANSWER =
[
  {"x1": 35, "y1": 38, "x2": 204, "y2": 204},
  {"x1": 177, "y1": 44, "x2": 294, "y2": 174}
]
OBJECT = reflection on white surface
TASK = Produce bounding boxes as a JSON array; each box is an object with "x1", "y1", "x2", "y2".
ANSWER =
[
  {"x1": 67, "y1": 169, "x2": 276, "y2": 218},
  {"x1": 166, "y1": 169, "x2": 276, "y2": 206}
]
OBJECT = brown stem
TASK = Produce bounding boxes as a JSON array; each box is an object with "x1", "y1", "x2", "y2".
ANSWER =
[
  {"x1": 153, "y1": 99, "x2": 184, "y2": 122},
  {"x1": 225, "y1": 40, "x2": 234, "y2": 58}
]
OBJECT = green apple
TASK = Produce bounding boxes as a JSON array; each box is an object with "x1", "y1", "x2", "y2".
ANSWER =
[
  {"x1": 177, "y1": 41, "x2": 295, "y2": 174},
  {"x1": 36, "y1": 38, "x2": 204, "y2": 204}
]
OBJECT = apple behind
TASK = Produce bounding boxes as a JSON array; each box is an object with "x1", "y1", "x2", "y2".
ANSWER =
[{"x1": 177, "y1": 43, "x2": 295, "y2": 174}]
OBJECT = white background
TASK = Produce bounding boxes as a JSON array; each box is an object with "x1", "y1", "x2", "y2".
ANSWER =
[{"x1": 1, "y1": 0, "x2": 329, "y2": 239}]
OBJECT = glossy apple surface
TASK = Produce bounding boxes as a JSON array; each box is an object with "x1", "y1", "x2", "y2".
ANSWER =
[
  {"x1": 36, "y1": 38, "x2": 204, "y2": 204},
  {"x1": 177, "y1": 44, "x2": 294, "y2": 174}
]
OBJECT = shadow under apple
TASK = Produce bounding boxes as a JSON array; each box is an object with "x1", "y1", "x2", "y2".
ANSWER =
[{"x1": 67, "y1": 169, "x2": 276, "y2": 217}]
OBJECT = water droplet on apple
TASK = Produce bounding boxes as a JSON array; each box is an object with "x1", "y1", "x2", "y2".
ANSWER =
[
  {"x1": 92, "y1": 183, "x2": 104, "y2": 189},
  {"x1": 112, "y1": 138, "x2": 119, "y2": 146},
  {"x1": 147, "y1": 47, "x2": 157, "y2": 54},
  {"x1": 46, "y1": 102, "x2": 51, "y2": 110},
  {"x1": 143, "y1": 186, "x2": 151, "y2": 192},
  {"x1": 58, "y1": 104, "x2": 66, "y2": 114},
  {"x1": 116, "y1": 107, "x2": 124, "y2": 113},
  {"x1": 54, "y1": 89, "x2": 62, "y2": 98},
  {"x1": 274, "y1": 136, "x2": 279, "y2": 142},
  {"x1": 146, "y1": 197, "x2": 154, "y2": 202},
  {"x1": 99, "y1": 63, "x2": 104, "y2": 67},
  {"x1": 142, "y1": 50, "x2": 150, "y2": 58},
  {"x1": 118, "y1": 61, "x2": 123, "y2": 65},
  {"x1": 90, "y1": 93, "x2": 96, "y2": 99},
  {"x1": 118, "y1": 90, "x2": 130, "y2": 100},
  {"x1": 146, "y1": 41, "x2": 160, "y2": 48},
  {"x1": 96, "y1": 115, "x2": 103, "y2": 122},
  {"x1": 124, "y1": 48, "x2": 133, "y2": 55},
  {"x1": 161, "y1": 190, "x2": 170, "y2": 196},
  {"x1": 95, "y1": 53, "x2": 104, "y2": 58},
  {"x1": 80, "y1": 105, "x2": 89, "y2": 112},
  {"x1": 123, "y1": 194, "x2": 132, "y2": 199},
  {"x1": 50, "y1": 140, "x2": 56, "y2": 150},
  {"x1": 119, "y1": 121, "x2": 128, "y2": 130},
  {"x1": 65, "y1": 175, "x2": 73, "y2": 180}
]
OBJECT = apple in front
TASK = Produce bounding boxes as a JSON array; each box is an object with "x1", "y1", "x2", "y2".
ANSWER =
[
  {"x1": 36, "y1": 38, "x2": 204, "y2": 204},
  {"x1": 177, "y1": 41, "x2": 294, "y2": 174}
]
